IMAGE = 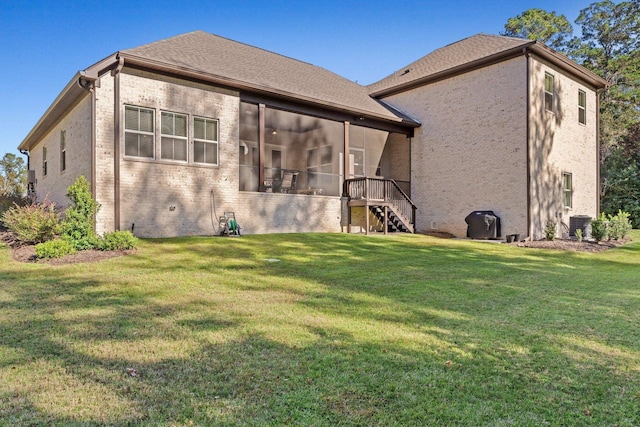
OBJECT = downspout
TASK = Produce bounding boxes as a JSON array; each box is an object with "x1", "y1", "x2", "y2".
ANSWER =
[
  {"x1": 18, "y1": 149, "x2": 29, "y2": 170},
  {"x1": 112, "y1": 56, "x2": 125, "y2": 231},
  {"x1": 596, "y1": 87, "x2": 604, "y2": 216},
  {"x1": 19, "y1": 149, "x2": 30, "y2": 197},
  {"x1": 524, "y1": 47, "x2": 532, "y2": 239},
  {"x1": 77, "y1": 75, "x2": 97, "y2": 225}
]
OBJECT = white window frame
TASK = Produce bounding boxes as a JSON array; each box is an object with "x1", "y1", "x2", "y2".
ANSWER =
[
  {"x1": 193, "y1": 116, "x2": 219, "y2": 166},
  {"x1": 160, "y1": 111, "x2": 188, "y2": 162},
  {"x1": 544, "y1": 73, "x2": 554, "y2": 112},
  {"x1": 124, "y1": 105, "x2": 155, "y2": 159},
  {"x1": 563, "y1": 172, "x2": 572, "y2": 209},
  {"x1": 578, "y1": 90, "x2": 586, "y2": 125},
  {"x1": 60, "y1": 130, "x2": 66, "y2": 173}
]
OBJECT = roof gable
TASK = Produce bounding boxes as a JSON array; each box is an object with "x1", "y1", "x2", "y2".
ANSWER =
[
  {"x1": 368, "y1": 34, "x2": 532, "y2": 96},
  {"x1": 368, "y1": 33, "x2": 606, "y2": 97}
]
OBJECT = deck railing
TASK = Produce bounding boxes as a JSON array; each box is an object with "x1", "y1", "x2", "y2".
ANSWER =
[{"x1": 343, "y1": 177, "x2": 416, "y2": 229}]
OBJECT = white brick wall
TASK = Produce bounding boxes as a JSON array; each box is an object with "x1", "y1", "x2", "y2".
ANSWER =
[
  {"x1": 95, "y1": 72, "x2": 116, "y2": 235},
  {"x1": 379, "y1": 55, "x2": 599, "y2": 240},
  {"x1": 30, "y1": 95, "x2": 93, "y2": 209},
  {"x1": 382, "y1": 57, "x2": 529, "y2": 238},
  {"x1": 529, "y1": 57, "x2": 599, "y2": 239}
]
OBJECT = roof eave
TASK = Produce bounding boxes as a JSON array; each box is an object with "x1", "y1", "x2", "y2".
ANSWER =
[
  {"x1": 119, "y1": 53, "x2": 408, "y2": 126},
  {"x1": 19, "y1": 73, "x2": 86, "y2": 152},
  {"x1": 19, "y1": 53, "x2": 121, "y2": 152},
  {"x1": 528, "y1": 43, "x2": 607, "y2": 90}
]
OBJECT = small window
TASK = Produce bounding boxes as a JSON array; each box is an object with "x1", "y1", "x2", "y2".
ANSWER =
[
  {"x1": 161, "y1": 112, "x2": 188, "y2": 161},
  {"x1": 544, "y1": 73, "x2": 554, "y2": 112},
  {"x1": 43, "y1": 147, "x2": 48, "y2": 176},
  {"x1": 124, "y1": 106, "x2": 155, "y2": 158},
  {"x1": 193, "y1": 117, "x2": 218, "y2": 165},
  {"x1": 563, "y1": 172, "x2": 572, "y2": 209},
  {"x1": 578, "y1": 90, "x2": 586, "y2": 125},
  {"x1": 60, "y1": 130, "x2": 66, "y2": 172}
]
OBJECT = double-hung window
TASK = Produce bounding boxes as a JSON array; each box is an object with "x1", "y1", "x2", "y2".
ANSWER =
[
  {"x1": 544, "y1": 73, "x2": 554, "y2": 112},
  {"x1": 125, "y1": 106, "x2": 155, "y2": 158},
  {"x1": 43, "y1": 147, "x2": 48, "y2": 176},
  {"x1": 193, "y1": 116, "x2": 218, "y2": 165},
  {"x1": 161, "y1": 112, "x2": 188, "y2": 161},
  {"x1": 578, "y1": 90, "x2": 586, "y2": 125},
  {"x1": 60, "y1": 130, "x2": 66, "y2": 172},
  {"x1": 563, "y1": 172, "x2": 572, "y2": 209}
]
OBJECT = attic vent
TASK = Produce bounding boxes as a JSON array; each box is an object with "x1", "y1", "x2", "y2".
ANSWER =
[{"x1": 400, "y1": 69, "x2": 410, "y2": 76}]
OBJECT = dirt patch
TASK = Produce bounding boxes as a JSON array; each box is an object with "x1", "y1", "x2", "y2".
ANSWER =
[
  {"x1": 0, "y1": 232, "x2": 134, "y2": 264},
  {"x1": 423, "y1": 230, "x2": 630, "y2": 253},
  {"x1": 513, "y1": 238, "x2": 629, "y2": 253}
]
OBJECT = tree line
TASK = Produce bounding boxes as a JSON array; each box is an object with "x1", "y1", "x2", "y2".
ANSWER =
[{"x1": 502, "y1": 0, "x2": 640, "y2": 225}]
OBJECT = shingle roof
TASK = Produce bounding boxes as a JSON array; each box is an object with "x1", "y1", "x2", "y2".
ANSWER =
[
  {"x1": 367, "y1": 34, "x2": 533, "y2": 96},
  {"x1": 120, "y1": 30, "x2": 401, "y2": 122}
]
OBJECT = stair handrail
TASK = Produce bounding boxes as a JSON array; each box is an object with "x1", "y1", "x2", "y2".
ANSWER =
[{"x1": 344, "y1": 177, "x2": 416, "y2": 229}]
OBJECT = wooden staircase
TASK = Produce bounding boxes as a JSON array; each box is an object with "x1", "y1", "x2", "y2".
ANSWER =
[{"x1": 343, "y1": 178, "x2": 416, "y2": 234}]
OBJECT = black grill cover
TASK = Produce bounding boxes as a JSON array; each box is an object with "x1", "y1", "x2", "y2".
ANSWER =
[{"x1": 465, "y1": 210, "x2": 501, "y2": 239}]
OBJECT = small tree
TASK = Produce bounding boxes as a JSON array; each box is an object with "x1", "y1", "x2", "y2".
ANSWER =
[
  {"x1": 0, "y1": 153, "x2": 27, "y2": 214},
  {"x1": 591, "y1": 213, "x2": 609, "y2": 243},
  {"x1": 61, "y1": 176, "x2": 100, "y2": 250},
  {"x1": 544, "y1": 220, "x2": 557, "y2": 240}
]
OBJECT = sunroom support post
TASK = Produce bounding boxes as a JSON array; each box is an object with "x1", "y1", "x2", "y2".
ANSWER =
[
  {"x1": 258, "y1": 103, "x2": 266, "y2": 192},
  {"x1": 343, "y1": 121, "x2": 350, "y2": 195}
]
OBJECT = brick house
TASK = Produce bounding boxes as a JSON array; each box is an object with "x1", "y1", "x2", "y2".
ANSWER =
[{"x1": 19, "y1": 31, "x2": 606, "y2": 239}]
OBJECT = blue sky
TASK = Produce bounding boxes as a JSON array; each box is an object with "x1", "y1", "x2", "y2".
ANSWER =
[{"x1": 1, "y1": 0, "x2": 590, "y2": 156}]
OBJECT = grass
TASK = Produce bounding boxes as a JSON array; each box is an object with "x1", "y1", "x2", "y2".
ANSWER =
[{"x1": 1, "y1": 231, "x2": 639, "y2": 426}]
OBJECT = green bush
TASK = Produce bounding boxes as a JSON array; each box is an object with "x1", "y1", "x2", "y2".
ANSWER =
[
  {"x1": 608, "y1": 210, "x2": 632, "y2": 240},
  {"x1": 544, "y1": 220, "x2": 557, "y2": 240},
  {"x1": 61, "y1": 176, "x2": 100, "y2": 250},
  {"x1": 35, "y1": 239, "x2": 76, "y2": 259},
  {"x1": 575, "y1": 228, "x2": 583, "y2": 242},
  {"x1": 0, "y1": 194, "x2": 28, "y2": 217},
  {"x1": 1, "y1": 200, "x2": 61, "y2": 244},
  {"x1": 591, "y1": 213, "x2": 609, "y2": 242},
  {"x1": 99, "y1": 230, "x2": 138, "y2": 251}
]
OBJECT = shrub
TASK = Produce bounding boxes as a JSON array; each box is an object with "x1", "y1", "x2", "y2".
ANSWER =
[
  {"x1": 1, "y1": 200, "x2": 61, "y2": 244},
  {"x1": 544, "y1": 220, "x2": 557, "y2": 240},
  {"x1": 35, "y1": 239, "x2": 76, "y2": 259},
  {"x1": 591, "y1": 213, "x2": 609, "y2": 242},
  {"x1": 61, "y1": 176, "x2": 100, "y2": 250},
  {"x1": 0, "y1": 194, "x2": 28, "y2": 217},
  {"x1": 608, "y1": 210, "x2": 632, "y2": 240},
  {"x1": 575, "y1": 228, "x2": 583, "y2": 242},
  {"x1": 99, "y1": 230, "x2": 138, "y2": 251}
]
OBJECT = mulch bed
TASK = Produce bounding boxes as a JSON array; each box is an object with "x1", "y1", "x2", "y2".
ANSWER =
[
  {"x1": 424, "y1": 230, "x2": 629, "y2": 253},
  {"x1": 513, "y1": 238, "x2": 628, "y2": 253},
  {"x1": 0, "y1": 232, "x2": 134, "y2": 265}
]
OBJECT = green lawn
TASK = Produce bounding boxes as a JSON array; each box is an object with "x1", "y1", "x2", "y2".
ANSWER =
[{"x1": 1, "y1": 232, "x2": 639, "y2": 426}]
